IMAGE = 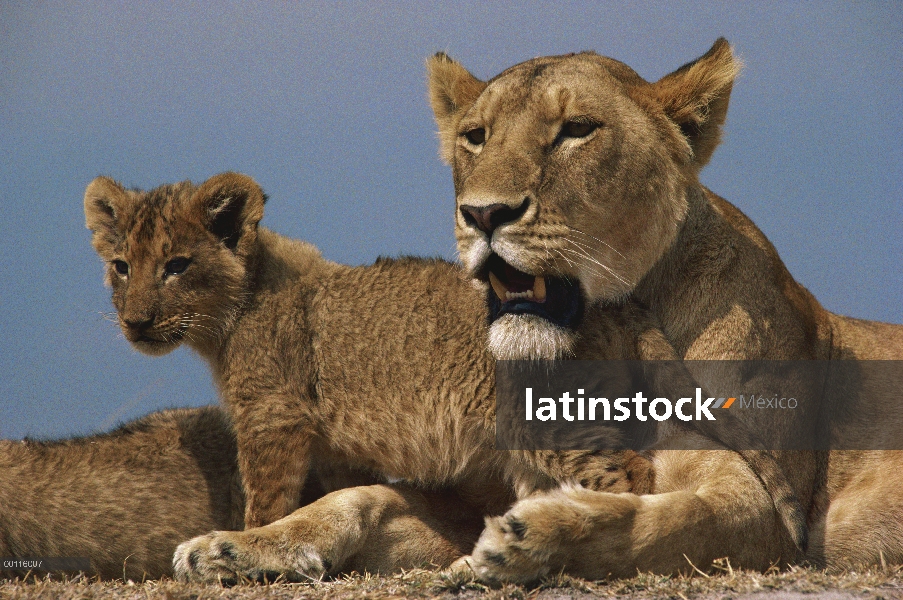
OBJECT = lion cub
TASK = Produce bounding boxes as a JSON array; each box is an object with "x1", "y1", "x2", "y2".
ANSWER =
[
  {"x1": 84, "y1": 172, "x2": 654, "y2": 532},
  {"x1": 0, "y1": 407, "x2": 240, "y2": 580}
]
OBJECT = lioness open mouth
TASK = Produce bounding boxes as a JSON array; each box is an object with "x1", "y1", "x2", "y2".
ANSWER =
[{"x1": 483, "y1": 253, "x2": 583, "y2": 330}]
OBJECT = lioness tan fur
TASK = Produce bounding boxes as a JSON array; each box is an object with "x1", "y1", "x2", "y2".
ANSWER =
[
  {"x1": 427, "y1": 38, "x2": 903, "y2": 582},
  {"x1": 85, "y1": 173, "x2": 673, "y2": 582},
  {"x1": 0, "y1": 406, "x2": 494, "y2": 580}
]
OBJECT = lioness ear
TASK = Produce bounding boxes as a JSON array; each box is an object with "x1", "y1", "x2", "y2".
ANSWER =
[
  {"x1": 191, "y1": 172, "x2": 266, "y2": 255},
  {"x1": 84, "y1": 176, "x2": 132, "y2": 253},
  {"x1": 427, "y1": 52, "x2": 487, "y2": 163},
  {"x1": 649, "y1": 38, "x2": 740, "y2": 169}
]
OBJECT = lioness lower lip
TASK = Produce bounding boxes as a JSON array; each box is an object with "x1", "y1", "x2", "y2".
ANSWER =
[{"x1": 489, "y1": 271, "x2": 508, "y2": 302}]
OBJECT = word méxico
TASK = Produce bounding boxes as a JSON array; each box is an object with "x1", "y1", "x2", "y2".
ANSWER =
[{"x1": 524, "y1": 388, "x2": 732, "y2": 422}]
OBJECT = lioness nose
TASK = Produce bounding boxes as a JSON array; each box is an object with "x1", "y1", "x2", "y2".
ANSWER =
[{"x1": 460, "y1": 198, "x2": 530, "y2": 235}]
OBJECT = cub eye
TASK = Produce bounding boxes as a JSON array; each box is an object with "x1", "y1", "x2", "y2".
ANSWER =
[
  {"x1": 559, "y1": 120, "x2": 599, "y2": 139},
  {"x1": 164, "y1": 257, "x2": 191, "y2": 277},
  {"x1": 112, "y1": 260, "x2": 129, "y2": 276},
  {"x1": 463, "y1": 128, "x2": 486, "y2": 146}
]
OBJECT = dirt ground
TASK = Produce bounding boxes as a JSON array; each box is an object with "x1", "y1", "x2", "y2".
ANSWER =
[{"x1": 2, "y1": 564, "x2": 902, "y2": 600}]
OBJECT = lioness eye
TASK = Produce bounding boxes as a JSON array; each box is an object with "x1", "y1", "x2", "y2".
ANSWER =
[
  {"x1": 463, "y1": 128, "x2": 486, "y2": 145},
  {"x1": 560, "y1": 120, "x2": 598, "y2": 139},
  {"x1": 164, "y1": 257, "x2": 191, "y2": 276},
  {"x1": 112, "y1": 260, "x2": 129, "y2": 276}
]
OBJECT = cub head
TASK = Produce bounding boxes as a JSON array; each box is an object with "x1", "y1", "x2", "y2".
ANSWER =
[
  {"x1": 428, "y1": 39, "x2": 738, "y2": 360},
  {"x1": 84, "y1": 172, "x2": 265, "y2": 356}
]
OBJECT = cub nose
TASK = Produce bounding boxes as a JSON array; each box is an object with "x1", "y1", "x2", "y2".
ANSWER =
[
  {"x1": 459, "y1": 198, "x2": 530, "y2": 235},
  {"x1": 123, "y1": 315, "x2": 155, "y2": 331}
]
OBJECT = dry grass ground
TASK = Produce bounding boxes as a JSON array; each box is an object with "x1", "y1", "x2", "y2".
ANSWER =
[{"x1": 2, "y1": 564, "x2": 902, "y2": 600}]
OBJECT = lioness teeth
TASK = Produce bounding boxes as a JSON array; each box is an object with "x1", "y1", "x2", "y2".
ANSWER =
[
  {"x1": 533, "y1": 276, "x2": 547, "y2": 303},
  {"x1": 489, "y1": 271, "x2": 548, "y2": 303},
  {"x1": 507, "y1": 290, "x2": 534, "y2": 300},
  {"x1": 488, "y1": 271, "x2": 508, "y2": 301}
]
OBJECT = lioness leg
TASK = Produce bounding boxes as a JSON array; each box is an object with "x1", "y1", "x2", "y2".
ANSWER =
[
  {"x1": 811, "y1": 450, "x2": 903, "y2": 569},
  {"x1": 460, "y1": 448, "x2": 794, "y2": 583},
  {"x1": 174, "y1": 483, "x2": 484, "y2": 582}
]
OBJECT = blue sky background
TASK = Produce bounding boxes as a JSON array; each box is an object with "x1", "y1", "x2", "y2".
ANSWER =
[{"x1": 1, "y1": 2, "x2": 900, "y2": 440}]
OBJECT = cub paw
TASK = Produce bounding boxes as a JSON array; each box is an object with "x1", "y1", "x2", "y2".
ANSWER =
[{"x1": 173, "y1": 530, "x2": 329, "y2": 584}]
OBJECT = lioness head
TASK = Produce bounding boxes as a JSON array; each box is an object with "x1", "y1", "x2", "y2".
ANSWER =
[
  {"x1": 428, "y1": 39, "x2": 738, "y2": 360},
  {"x1": 84, "y1": 172, "x2": 265, "y2": 356}
]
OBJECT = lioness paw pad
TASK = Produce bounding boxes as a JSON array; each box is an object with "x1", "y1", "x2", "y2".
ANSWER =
[{"x1": 467, "y1": 514, "x2": 553, "y2": 584}]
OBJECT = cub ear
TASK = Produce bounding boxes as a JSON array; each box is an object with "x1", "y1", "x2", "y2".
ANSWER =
[
  {"x1": 190, "y1": 172, "x2": 266, "y2": 255},
  {"x1": 649, "y1": 38, "x2": 741, "y2": 169},
  {"x1": 427, "y1": 52, "x2": 487, "y2": 163},
  {"x1": 84, "y1": 176, "x2": 132, "y2": 252}
]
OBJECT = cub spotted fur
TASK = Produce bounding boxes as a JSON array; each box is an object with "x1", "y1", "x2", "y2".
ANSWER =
[
  {"x1": 85, "y1": 173, "x2": 663, "y2": 581},
  {"x1": 428, "y1": 38, "x2": 903, "y2": 581},
  {"x1": 0, "y1": 407, "x2": 242, "y2": 580}
]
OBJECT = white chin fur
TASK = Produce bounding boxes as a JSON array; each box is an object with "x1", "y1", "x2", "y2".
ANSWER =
[{"x1": 487, "y1": 314, "x2": 576, "y2": 361}]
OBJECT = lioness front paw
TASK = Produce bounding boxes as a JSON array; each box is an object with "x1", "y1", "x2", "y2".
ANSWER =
[
  {"x1": 173, "y1": 530, "x2": 330, "y2": 583},
  {"x1": 468, "y1": 487, "x2": 637, "y2": 584},
  {"x1": 467, "y1": 493, "x2": 580, "y2": 584}
]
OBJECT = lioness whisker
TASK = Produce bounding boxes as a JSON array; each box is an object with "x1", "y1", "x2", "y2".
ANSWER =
[
  {"x1": 562, "y1": 236, "x2": 627, "y2": 283},
  {"x1": 557, "y1": 246, "x2": 625, "y2": 286},
  {"x1": 564, "y1": 225, "x2": 627, "y2": 260},
  {"x1": 548, "y1": 247, "x2": 614, "y2": 286},
  {"x1": 559, "y1": 237, "x2": 630, "y2": 286}
]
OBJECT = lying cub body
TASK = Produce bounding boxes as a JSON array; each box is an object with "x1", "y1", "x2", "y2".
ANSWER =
[
  {"x1": 0, "y1": 407, "x2": 241, "y2": 580},
  {"x1": 0, "y1": 406, "x2": 495, "y2": 580}
]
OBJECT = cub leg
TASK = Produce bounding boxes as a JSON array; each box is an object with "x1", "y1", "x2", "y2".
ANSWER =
[
  {"x1": 228, "y1": 390, "x2": 316, "y2": 528},
  {"x1": 174, "y1": 484, "x2": 483, "y2": 583},
  {"x1": 461, "y1": 449, "x2": 794, "y2": 583}
]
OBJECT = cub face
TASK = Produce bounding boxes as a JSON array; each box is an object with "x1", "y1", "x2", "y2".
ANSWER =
[
  {"x1": 428, "y1": 40, "x2": 738, "y2": 360},
  {"x1": 84, "y1": 173, "x2": 264, "y2": 356}
]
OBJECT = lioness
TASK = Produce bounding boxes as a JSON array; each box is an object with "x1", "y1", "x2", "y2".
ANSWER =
[
  {"x1": 427, "y1": 38, "x2": 903, "y2": 581},
  {"x1": 84, "y1": 173, "x2": 660, "y2": 581}
]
